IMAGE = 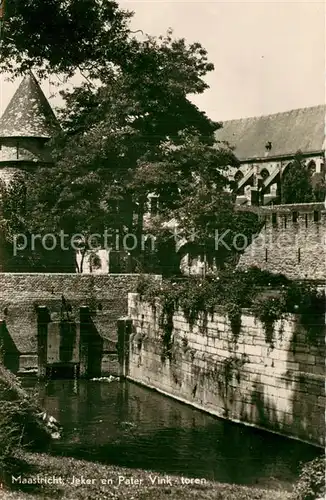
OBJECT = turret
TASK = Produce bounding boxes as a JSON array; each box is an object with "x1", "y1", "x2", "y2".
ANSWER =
[
  {"x1": 0, "y1": 72, "x2": 71, "y2": 272},
  {"x1": 0, "y1": 71, "x2": 60, "y2": 184}
]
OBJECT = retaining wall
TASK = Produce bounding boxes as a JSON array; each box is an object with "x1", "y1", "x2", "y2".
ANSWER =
[{"x1": 127, "y1": 293, "x2": 325, "y2": 447}]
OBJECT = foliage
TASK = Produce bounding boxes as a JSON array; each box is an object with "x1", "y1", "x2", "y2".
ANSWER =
[
  {"x1": 0, "y1": 400, "x2": 22, "y2": 463},
  {"x1": 169, "y1": 182, "x2": 261, "y2": 266},
  {"x1": 293, "y1": 456, "x2": 326, "y2": 500},
  {"x1": 0, "y1": 365, "x2": 57, "y2": 482},
  {"x1": 0, "y1": 21, "x2": 245, "y2": 272},
  {"x1": 0, "y1": 2, "x2": 261, "y2": 273},
  {"x1": 311, "y1": 172, "x2": 326, "y2": 202},
  {"x1": 0, "y1": 398, "x2": 50, "y2": 463},
  {"x1": 0, "y1": 173, "x2": 76, "y2": 272},
  {"x1": 1, "y1": 1, "x2": 216, "y2": 103},
  {"x1": 137, "y1": 267, "x2": 323, "y2": 350},
  {"x1": 217, "y1": 354, "x2": 249, "y2": 386},
  {"x1": 225, "y1": 302, "x2": 242, "y2": 339},
  {"x1": 282, "y1": 152, "x2": 322, "y2": 204},
  {"x1": 298, "y1": 290, "x2": 325, "y2": 345},
  {"x1": 0, "y1": 0, "x2": 132, "y2": 77},
  {"x1": 251, "y1": 293, "x2": 287, "y2": 346}
]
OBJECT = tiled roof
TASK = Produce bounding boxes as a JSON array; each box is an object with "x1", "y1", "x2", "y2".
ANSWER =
[
  {"x1": 0, "y1": 71, "x2": 60, "y2": 138},
  {"x1": 216, "y1": 105, "x2": 326, "y2": 161}
]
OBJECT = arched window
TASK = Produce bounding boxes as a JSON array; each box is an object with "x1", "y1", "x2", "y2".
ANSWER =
[
  {"x1": 260, "y1": 168, "x2": 269, "y2": 181},
  {"x1": 234, "y1": 170, "x2": 244, "y2": 183},
  {"x1": 307, "y1": 160, "x2": 316, "y2": 175}
]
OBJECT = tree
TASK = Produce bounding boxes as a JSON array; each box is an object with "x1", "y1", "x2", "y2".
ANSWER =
[
  {"x1": 1, "y1": 1, "x2": 214, "y2": 91},
  {"x1": 0, "y1": 8, "x2": 259, "y2": 274},
  {"x1": 311, "y1": 172, "x2": 326, "y2": 202},
  {"x1": 0, "y1": 173, "x2": 75, "y2": 271},
  {"x1": 282, "y1": 152, "x2": 315, "y2": 204},
  {"x1": 1, "y1": 0, "x2": 132, "y2": 78}
]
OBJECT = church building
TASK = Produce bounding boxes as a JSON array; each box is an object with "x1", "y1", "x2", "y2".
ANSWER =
[{"x1": 216, "y1": 105, "x2": 325, "y2": 206}]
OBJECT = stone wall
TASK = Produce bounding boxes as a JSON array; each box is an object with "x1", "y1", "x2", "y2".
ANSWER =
[
  {"x1": 127, "y1": 293, "x2": 325, "y2": 447},
  {"x1": 177, "y1": 202, "x2": 326, "y2": 279},
  {"x1": 238, "y1": 203, "x2": 326, "y2": 280},
  {"x1": 0, "y1": 273, "x2": 160, "y2": 374}
]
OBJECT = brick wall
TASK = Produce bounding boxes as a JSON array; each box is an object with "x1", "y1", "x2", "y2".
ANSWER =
[
  {"x1": 0, "y1": 273, "x2": 161, "y2": 373},
  {"x1": 127, "y1": 293, "x2": 325, "y2": 447},
  {"x1": 238, "y1": 203, "x2": 326, "y2": 280}
]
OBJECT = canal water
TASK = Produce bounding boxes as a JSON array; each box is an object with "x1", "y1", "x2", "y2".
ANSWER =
[{"x1": 22, "y1": 377, "x2": 320, "y2": 491}]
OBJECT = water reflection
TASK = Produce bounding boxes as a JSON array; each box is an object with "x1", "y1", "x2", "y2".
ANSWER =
[{"x1": 22, "y1": 377, "x2": 320, "y2": 490}]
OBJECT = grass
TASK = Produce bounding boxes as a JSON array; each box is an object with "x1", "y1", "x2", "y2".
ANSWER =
[{"x1": 0, "y1": 451, "x2": 293, "y2": 500}]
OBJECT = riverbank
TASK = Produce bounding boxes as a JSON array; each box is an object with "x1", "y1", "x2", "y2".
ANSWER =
[
  {"x1": 0, "y1": 364, "x2": 61, "y2": 453},
  {"x1": 0, "y1": 367, "x2": 321, "y2": 499},
  {"x1": 2, "y1": 452, "x2": 292, "y2": 500}
]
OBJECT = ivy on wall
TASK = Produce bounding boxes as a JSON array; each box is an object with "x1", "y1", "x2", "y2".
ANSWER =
[{"x1": 137, "y1": 267, "x2": 324, "y2": 349}]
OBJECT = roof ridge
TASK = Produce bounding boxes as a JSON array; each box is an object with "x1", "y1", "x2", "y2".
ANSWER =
[
  {"x1": 216, "y1": 104, "x2": 325, "y2": 160},
  {"x1": 222, "y1": 104, "x2": 326, "y2": 123}
]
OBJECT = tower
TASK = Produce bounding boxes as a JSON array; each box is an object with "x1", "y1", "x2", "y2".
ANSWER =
[
  {"x1": 0, "y1": 71, "x2": 60, "y2": 184},
  {"x1": 0, "y1": 72, "x2": 71, "y2": 272}
]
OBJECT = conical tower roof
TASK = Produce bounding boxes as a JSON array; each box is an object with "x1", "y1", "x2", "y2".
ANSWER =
[{"x1": 0, "y1": 71, "x2": 60, "y2": 139}]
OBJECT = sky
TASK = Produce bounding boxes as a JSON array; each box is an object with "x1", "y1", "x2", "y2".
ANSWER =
[{"x1": 0, "y1": 0, "x2": 325, "y2": 121}]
